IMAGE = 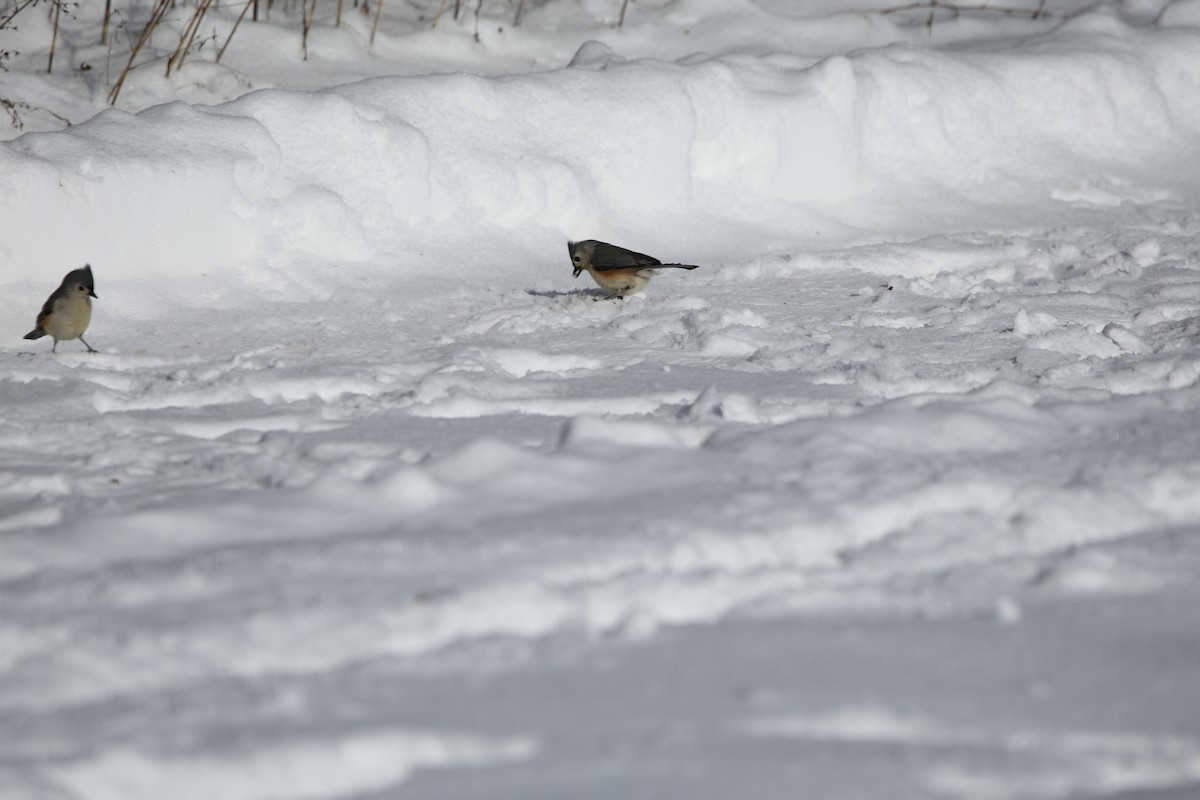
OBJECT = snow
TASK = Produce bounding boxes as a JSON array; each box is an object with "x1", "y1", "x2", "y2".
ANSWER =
[{"x1": 2, "y1": 0, "x2": 1200, "y2": 797}]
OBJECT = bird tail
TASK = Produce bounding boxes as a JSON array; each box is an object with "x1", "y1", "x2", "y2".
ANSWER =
[
  {"x1": 657, "y1": 263, "x2": 700, "y2": 270},
  {"x1": 23, "y1": 329, "x2": 46, "y2": 340}
]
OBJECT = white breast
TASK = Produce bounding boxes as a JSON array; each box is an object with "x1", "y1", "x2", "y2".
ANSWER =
[{"x1": 46, "y1": 295, "x2": 92, "y2": 340}]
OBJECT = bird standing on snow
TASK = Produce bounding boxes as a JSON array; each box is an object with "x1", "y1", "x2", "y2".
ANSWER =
[
  {"x1": 24, "y1": 264, "x2": 99, "y2": 353},
  {"x1": 568, "y1": 239, "x2": 699, "y2": 298}
]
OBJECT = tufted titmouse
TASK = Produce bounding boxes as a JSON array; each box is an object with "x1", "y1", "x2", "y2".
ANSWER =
[
  {"x1": 24, "y1": 264, "x2": 98, "y2": 353},
  {"x1": 568, "y1": 239, "x2": 699, "y2": 298}
]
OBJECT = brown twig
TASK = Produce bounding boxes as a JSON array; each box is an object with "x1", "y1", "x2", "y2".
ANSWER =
[
  {"x1": 167, "y1": 0, "x2": 213, "y2": 76},
  {"x1": 47, "y1": 0, "x2": 62, "y2": 73},
  {"x1": 0, "y1": 0, "x2": 38, "y2": 31},
  {"x1": 218, "y1": 0, "x2": 255, "y2": 62},
  {"x1": 473, "y1": 0, "x2": 482, "y2": 42},
  {"x1": 618, "y1": 0, "x2": 630, "y2": 28},
  {"x1": 513, "y1": 0, "x2": 524, "y2": 26},
  {"x1": 301, "y1": 0, "x2": 317, "y2": 59},
  {"x1": 430, "y1": 0, "x2": 448, "y2": 28},
  {"x1": 2, "y1": 97, "x2": 71, "y2": 130},
  {"x1": 107, "y1": 0, "x2": 170, "y2": 105},
  {"x1": 370, "y1": 0, "x2": 383, "y2": 47},
  {"x1": 881, "y1": 1, "x2": 1054, "y2": 35},
  {"x1": 880, "y1": 1, "x2": 1055, "y2": 18},
  {"x1": 101, "y1": 0, "x2": 112, "y2": 44}
]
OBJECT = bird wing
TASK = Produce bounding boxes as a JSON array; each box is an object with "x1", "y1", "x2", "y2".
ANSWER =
[
  {"x1": 35, "y1": 291, "x2": 60, "y2": 329},
  {"x1": 590, "y1": 241, "x2": 663, "y2": 271}
]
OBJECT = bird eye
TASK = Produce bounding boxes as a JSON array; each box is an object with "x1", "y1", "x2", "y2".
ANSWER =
[{"x1": 572, "y1": 256, "x2": 580, "y2": 263}]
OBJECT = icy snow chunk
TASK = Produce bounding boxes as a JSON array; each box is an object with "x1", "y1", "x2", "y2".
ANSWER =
[
  {"x1": 1128, "y1": 237, "x2": 1162, "y2": 266},
  {"x1": 719, "y1": 308, "x2": 770, "y2": 328},
  {"x1": 1102, "y1": 322, "x2": 1151, "y2": 354},
  {"x1": 560, "y1": 416, "x2": 709, "y2": 450},
  {"x1": 568, "y1": 40, "x2": 627, "y2": 70},
  {"x1": 1032, "y1": 326, "x2": 1124, "y2": 358},
  {"x1": 712, "y1": 393, "x2": 765, "y2": 424},
  {"x1": 377, "y1": 468, "x2": 449, "y2": 511},
  {"x1": 679, "y1": 384, "x2": 724, "y2": 422},
  {"x1": 679, "y1": 386, "x2": 765, "y2": 424},
  {"x1": 1168, "y1": 360, "x2": 1200, "y2": 389},
  {"x1": 698, "y1": 333, "x2": 761, "y2": 358},
  {"x1": 994, "y1": 597, "x2": 1023, "y2": 625},
  {"x1": 486, "y1": 348, "x2": 602, "y2": 378},
  {"x1": 1013, "y1": 309, "x2": 1059, "y2": 337}
]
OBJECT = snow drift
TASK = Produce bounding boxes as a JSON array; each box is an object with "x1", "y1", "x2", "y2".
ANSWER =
[{"x1": 3, "y1": 11, "x2": 1200, "y2": 285}]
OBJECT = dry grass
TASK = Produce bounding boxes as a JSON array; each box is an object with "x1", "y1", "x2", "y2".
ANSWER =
[{"x1": 881, "y1": 1, "x2": 1051, "y2": 34}]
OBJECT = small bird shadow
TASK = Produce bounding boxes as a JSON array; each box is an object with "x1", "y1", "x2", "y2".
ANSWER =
[
  {"x1": 526, "y1": 288, "x2": 620, "y2": 301},
  {"x1": 12, "y1": 349, "x2": 103, "y2": 358}
]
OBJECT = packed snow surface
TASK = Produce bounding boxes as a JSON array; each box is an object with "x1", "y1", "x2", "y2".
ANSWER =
[{"x1": 2, "y1": 0, "x2": 1200, "y2": 797}]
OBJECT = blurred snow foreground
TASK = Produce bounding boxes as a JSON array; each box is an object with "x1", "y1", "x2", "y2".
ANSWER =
[{"x1": 3, "y1": 1, "x2": 1200, "y2": 798}]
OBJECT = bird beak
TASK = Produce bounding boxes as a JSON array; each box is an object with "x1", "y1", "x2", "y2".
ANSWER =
[
  {"x1": 573, "y1": 267, "x2": 582, "y2": 278},
  {"x1": 89, "y1": 290, "x2": 98, "y2": 299}
]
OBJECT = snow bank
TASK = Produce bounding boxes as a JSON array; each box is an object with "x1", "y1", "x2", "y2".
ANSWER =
[{"x1": 3, "y1": 10, "x2": 1199, "y2": 287}]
